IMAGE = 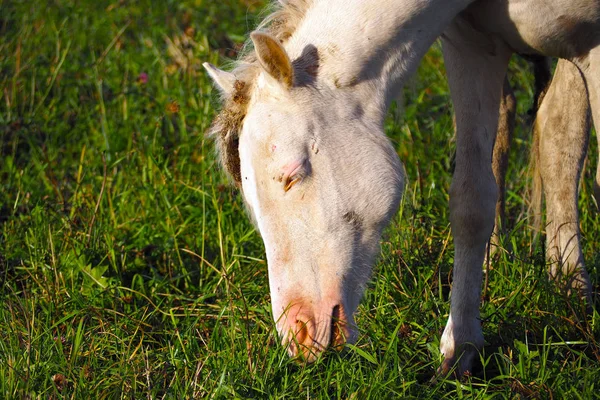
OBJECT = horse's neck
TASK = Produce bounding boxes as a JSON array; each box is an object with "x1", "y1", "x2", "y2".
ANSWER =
[{"x1": 285, "y1": 0, "x2": 473, "y2": 120}]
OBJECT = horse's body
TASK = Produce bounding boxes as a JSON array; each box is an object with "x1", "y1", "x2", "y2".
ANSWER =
[{"x1": 204, "y1": 0, "x2": 599, "y2": 374}]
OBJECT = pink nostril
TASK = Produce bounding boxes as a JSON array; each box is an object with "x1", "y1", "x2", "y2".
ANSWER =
[
  {"x1": 286, "y1": 316, "x2": 319, "y2": 361},
  {"x1": 294, "y1": 319, "x2": 310, "y2": 344}
]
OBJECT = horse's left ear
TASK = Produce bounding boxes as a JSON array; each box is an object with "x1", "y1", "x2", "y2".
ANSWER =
[
  {"x1": 251, "y1": 31, "x2": 294, "y2": 88},
  {"x1": 203, "y1": 62, "x2": 237, "y2": 96}
]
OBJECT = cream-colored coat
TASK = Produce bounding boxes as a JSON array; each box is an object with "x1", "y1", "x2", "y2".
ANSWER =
[{"x1": 205, "y1": 0, "x2": 599, "y2": 374}]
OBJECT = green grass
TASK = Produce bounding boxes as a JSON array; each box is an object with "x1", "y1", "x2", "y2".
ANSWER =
[{"x1": 1, "y1": 1, "x2": 599, "y2": 398}]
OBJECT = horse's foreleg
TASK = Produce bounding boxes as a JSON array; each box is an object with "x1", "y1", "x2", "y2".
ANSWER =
[
  {"x1": 439, "y1": 21, "x2": 512, "y2": 376},
  {"x1": 535, "y1": 59, "x2": 592, "y2": 298}
]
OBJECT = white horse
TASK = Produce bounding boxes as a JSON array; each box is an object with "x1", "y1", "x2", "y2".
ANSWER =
[{"x1": 204, "y1": 0, "x2": 599, "y2": 375}]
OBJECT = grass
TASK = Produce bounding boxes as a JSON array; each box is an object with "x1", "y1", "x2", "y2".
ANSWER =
[{"x1": 1, "y1": 1, "x2": 599, "y2": 398}]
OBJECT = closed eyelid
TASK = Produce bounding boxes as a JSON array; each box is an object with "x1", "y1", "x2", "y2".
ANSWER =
[
  {"x1": 280, "y1": 158, "x2": 310, "y2": 191},
  {"x1": 284, "y1": 176, "x2": 301, "y2": 192}
]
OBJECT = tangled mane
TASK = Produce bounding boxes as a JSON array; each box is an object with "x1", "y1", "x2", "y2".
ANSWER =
[{"x1": 208, "y1": 0, "x2": 312, "y2": 185}]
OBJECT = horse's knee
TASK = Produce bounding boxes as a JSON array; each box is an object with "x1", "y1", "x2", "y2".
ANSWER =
[{"x1": 449, "y1": 174, "x2": 498, "y2": 247}]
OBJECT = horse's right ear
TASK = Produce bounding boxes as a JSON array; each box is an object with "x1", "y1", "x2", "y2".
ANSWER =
[
  {"x1": 251, "y1": 31, "x2": 294, "y2": 89},
  {"x1": 203, "y1": 62, "x2": 236, "y2": 96}
]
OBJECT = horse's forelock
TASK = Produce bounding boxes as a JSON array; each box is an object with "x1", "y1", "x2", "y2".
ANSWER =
[
  {"x1": 210, "y1": 0, "x2": 312, "y2": 185},
  {"x1": 209, "y1": 76, "x2": 252, "y2": 185}
]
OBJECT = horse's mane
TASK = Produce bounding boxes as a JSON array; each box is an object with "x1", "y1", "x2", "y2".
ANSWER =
[{"x1": 209, "y1": 0, "x2": 312, "y2": 185}]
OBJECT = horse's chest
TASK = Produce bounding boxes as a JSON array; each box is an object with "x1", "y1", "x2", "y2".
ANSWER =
[{"x1": 465, "y1": 0, "x2": 600, "y2": 58}]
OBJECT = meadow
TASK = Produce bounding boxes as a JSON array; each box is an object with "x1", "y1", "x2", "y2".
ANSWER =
[{"x1": 1, "y1": 1, "x2": 599, "y2": 398}]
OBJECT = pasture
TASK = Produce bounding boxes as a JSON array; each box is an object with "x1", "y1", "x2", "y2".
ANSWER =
[{"x1": 1, "y1": 0, "x2": 599, "y2": 398}]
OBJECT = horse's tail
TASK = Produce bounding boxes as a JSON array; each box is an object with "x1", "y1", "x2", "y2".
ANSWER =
[{"x1": 529, "y1": 57, "x2": 553, "y2": 236}]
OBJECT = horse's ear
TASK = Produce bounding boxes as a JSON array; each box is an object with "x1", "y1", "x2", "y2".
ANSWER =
[
  {"x1": 250, "y1": 31, "x2": 293, "y2": 88},
  {"x1": 203, "y1": 62, "x2": 236, "y2": 95}
]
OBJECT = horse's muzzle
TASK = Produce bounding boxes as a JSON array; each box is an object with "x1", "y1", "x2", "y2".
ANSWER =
[{"x1": 281, "y1": 302, "x2": 350, "y2": 362}]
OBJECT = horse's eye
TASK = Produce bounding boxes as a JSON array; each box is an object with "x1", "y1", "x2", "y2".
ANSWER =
[
  {"x1": 281, "y1": 158, "x2": 309, "y2": 192},
  {"x1": 284, "y1": 175, "x2": 301, "y2": 192}
]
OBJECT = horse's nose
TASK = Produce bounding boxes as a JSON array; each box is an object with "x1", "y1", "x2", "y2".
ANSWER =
[
  {"x1": 287, "y1": 315, "x2": 318, "y2": 361},
  {"x1": 285, "y1": 303, "x2": 350, "y2": 362},
  {"x1": 331, "y1": 304, "x2": 349, "y2": 350}
]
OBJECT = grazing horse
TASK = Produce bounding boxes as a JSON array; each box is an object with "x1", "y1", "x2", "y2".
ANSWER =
[{"x1": 204, "y1": 0, "x2": 599, "y2": 375}]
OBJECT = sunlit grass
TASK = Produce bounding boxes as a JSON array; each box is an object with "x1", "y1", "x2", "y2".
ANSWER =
[{"x1": 1, "y1": 1, "x2": 599, "y2": 398}]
